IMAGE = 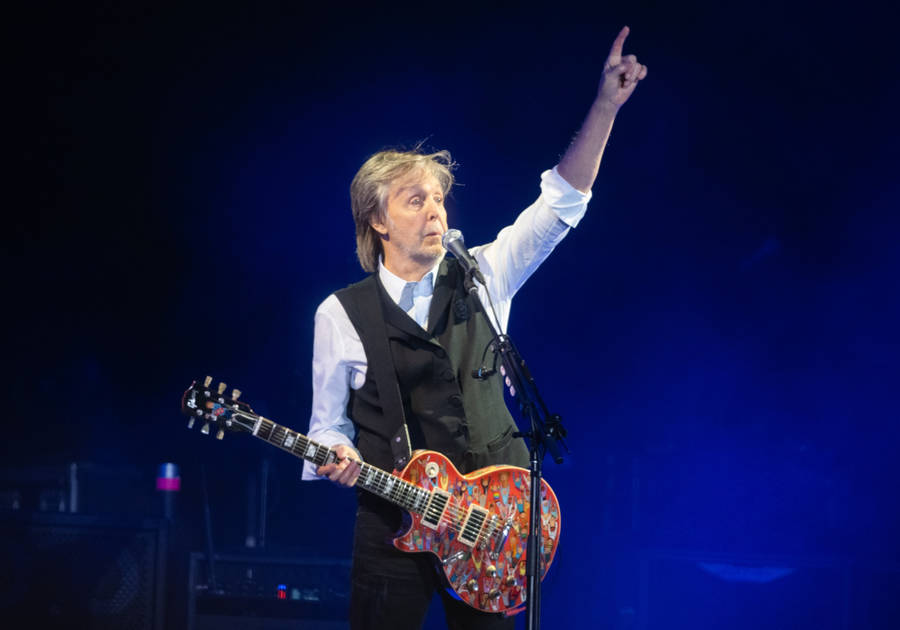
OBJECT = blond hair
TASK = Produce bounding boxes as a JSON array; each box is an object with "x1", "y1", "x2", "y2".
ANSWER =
[{"x1": 350, "y1": 147, "x2": 456, "y2": 272}]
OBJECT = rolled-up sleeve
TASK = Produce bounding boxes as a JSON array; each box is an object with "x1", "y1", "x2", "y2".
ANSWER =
[
  {"x1": 470, "y1": 166, "x2": 591, "y2": 331},
  {"x1": 541, "y1": 166, "x2": 591, "y2": 228}
]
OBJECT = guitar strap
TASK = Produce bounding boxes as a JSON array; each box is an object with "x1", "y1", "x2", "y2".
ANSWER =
[{"x1": 335, "y1": 276, "x2": 413, "y2": 471}]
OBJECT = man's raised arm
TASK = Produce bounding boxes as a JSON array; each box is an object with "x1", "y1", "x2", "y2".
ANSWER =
[{"x1": 557, "y1": 26, "x2": 647, "y2": 193}]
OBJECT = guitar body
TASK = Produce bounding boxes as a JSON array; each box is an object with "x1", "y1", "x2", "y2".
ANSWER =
[{"x1": 391, "y1": 450, "x2": 561, "y2": 615}]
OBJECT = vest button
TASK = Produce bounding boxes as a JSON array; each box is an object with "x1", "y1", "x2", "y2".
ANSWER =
[
  {"x1": 448, "y1": 394, "x2": 463, "y2": 408},
  {"x1": 442, "y1": 368, "x2": 455, "y2": 382},
  {"x1": 435, "y1": 348, "x2": 447, "y2": 359}
]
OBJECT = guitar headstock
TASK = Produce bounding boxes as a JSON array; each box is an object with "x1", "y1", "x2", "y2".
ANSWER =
[{"x1": 181, "y1": 376, "x2": 257, "y2": 440}]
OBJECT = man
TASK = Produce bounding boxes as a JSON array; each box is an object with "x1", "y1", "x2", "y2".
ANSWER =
[{"x1": 303, "y1": 26, "x2": 646, "y2": 630}]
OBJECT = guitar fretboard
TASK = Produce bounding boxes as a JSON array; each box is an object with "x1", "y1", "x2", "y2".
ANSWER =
[{"x1": 252, "y1": 417, "x2": 430, "y2": 514}]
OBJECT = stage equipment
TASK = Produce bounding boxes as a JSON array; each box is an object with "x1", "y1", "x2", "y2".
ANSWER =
[
  {"x1": 0, "y1": 461, "x2": 154, "y2": 516},
  {"x1": 187, "y1": 552, "x2": 350, "y2": 630},
  {"x1": 0, "y1": 511, "x2": 166, "y2": 629},
  {"x1": 157, "y1": 462, "x2": 181, "y2": 522}
]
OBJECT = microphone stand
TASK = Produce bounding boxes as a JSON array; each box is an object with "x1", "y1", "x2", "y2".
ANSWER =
[{"x1": 462, "y1": 270, "x2": 567, "y2": 630}]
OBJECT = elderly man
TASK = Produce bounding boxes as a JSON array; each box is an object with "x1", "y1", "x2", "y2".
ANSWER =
[{"x1": 303, "y1": 26, "x2": 646, "y2": 630}]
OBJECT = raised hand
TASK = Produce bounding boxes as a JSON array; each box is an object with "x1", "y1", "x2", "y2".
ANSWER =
[{"x1": 598, "y1": 26, "x2": 647, "y2": 109}]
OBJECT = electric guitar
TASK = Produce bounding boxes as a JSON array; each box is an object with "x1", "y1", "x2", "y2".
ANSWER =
[{"x1": 181, "y1": 377, "x2": 561, "y2": 615}]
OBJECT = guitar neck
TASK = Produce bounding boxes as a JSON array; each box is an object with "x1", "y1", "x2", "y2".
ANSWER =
[{"x1": 245, "y1": 413, "x2": 428, "y2": 515}]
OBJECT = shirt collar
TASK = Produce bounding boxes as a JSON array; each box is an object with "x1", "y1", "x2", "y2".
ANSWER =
[{"x1": 377, "y1": 256, "x2": 443, "y2": 305}]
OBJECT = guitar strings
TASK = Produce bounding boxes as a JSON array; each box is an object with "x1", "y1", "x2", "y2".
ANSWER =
[
  {"x1": 261, "y1": 418, "x2": 480, "y2": 534},
  {"x1": 206, "y1": 403, "x2": 495, "y2": 543},
  {"x1": 255, "y1": 415, "x2": 520, "y2": 548},
  {"x1": 328, "y1": 453, "x2": 510, "y2": 548},
  {"x1": 344, "y1": 458, "x2": 504, "y2": 546},
  {"x1": 357, "y1": 464, "x2": 506, "y2": 547}
]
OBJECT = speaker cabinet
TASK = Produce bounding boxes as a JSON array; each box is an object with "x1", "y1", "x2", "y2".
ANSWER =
[{"x1": 0, "y1": 512, "x2": 166, "y2": 630}]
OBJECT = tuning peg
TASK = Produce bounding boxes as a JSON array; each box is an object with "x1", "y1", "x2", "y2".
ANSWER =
[
  {"x1": 217, "y1": 382, "x2": 227, "y2": 395},
  {"x1": 201, "y1": 422, "x2": 210, "y2": 435},
  {"x1": 231, "y1": 388, "x2": 242, "y2": 401},
  {"x1": 216, "y1": 428, "x2": 225, "y2": 440},
  {"x1": 203, "y1": 376, "x2": 213, "y2": 387},
  {"x1": 187, "y1": 417, "x2": 196, "y2": 429}
]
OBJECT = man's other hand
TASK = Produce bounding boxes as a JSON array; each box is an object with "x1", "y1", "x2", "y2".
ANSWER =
[{"x1": 317, "y1": 444, "x2": 363, "y2": 487}]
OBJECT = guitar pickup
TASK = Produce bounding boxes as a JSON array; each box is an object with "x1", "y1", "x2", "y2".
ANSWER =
[
  {"x1": 458, "y1": 504, "x2": 489, "y2": 547},
  {"x1": 422, "y1": 489, "x2": 452, "y2": 530}
]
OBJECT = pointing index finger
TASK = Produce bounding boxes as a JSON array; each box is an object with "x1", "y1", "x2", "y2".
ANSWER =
[{"x1": 607, "y1": 25, "x2": 630, "y2": 68}]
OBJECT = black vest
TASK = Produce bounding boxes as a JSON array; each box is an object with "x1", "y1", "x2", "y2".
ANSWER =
[{"x1": 335, "y1": 258, "x2": 528, "y2": 476}]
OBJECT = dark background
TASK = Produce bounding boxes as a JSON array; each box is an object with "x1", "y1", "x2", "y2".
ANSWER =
[{"x1": 6, "y1": 1, "x2": 899, "y2": 628}]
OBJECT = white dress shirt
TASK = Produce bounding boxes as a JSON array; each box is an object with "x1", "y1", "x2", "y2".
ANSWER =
[{"x1": 302, "y1": 167, "x2": 590, "y2": 479}]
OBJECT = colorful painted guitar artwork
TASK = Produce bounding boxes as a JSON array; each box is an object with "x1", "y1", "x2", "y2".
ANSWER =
[{"x1": 181, "y1": 377, "x2": 561, "y2": 615}]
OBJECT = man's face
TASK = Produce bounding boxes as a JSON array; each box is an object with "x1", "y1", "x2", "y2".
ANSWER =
[{"x1": 371, "y1": 169, "x2": 448, "y2": 274}]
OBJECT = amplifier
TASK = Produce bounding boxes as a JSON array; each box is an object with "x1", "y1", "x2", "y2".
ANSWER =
[
  {"x1": 0, "y1": 512, "x2": 166, "y2": 630},
  {"x1": 188, "y1": 552, "x2": 350, "y2": 630}
]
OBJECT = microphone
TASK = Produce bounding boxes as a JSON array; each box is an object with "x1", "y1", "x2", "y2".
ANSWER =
[{"x1": 441, "y1": 229, "x2": 485, "y2": 284}]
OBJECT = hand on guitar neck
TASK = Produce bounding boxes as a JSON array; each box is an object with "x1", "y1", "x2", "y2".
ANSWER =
[{"x1": 317, "y1": 444, "x2": 363, "y2": 487}]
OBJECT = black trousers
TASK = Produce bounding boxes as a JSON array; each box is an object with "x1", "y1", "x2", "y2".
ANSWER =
[{"x1": 348, "y1": 503, "x2": 515, "y2": 630}]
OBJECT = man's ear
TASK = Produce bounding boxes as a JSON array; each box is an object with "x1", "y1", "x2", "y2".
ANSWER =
[{"x1": 369, "y1": 215, "x2": 389, "y2": 237}]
